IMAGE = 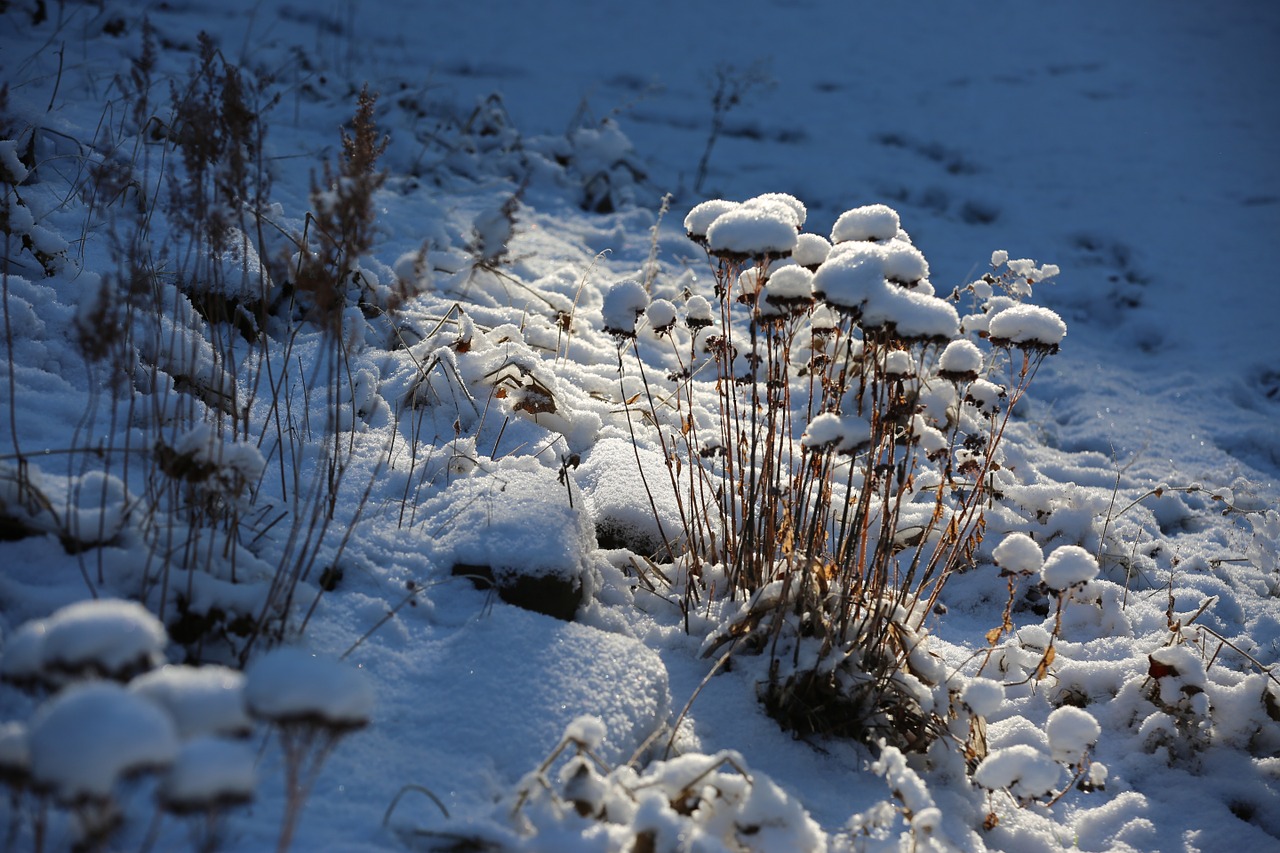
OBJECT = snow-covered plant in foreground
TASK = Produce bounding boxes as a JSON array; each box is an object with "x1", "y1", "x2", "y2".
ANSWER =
[
  {"x1": 618, "y1": 195, "x2": 1065, "y2": 751},
  {"x1": 416, "y1": 716, "x2": 828, "y2": 853}
]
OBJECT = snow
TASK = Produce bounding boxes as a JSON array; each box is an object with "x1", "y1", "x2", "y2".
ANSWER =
[
  {"x1": 801, "y1": 413, "x2": 871, "y2": 453},
  {"x1": 1, "y1": 0, "x2": 1278, "y2": 849},
  {"x1": 0, "y1": 721, "x2": 28, "y2": 781},
  {"x1": 1045, "y1": 706, "x2": 1100, "y2": 765},
  {"x1": 938, "y1": 338, "x2": 984, "y2": 379},
  {"x1": 973, "y1": 744, "x2": 1061, "y2": 801},
  {"x1": 704, "y1": 203, "x2": 799, "y2": 260},
  {"x1": 128, "y1": 664, "x2": 253, "y2": 739},
  {"x1": 244, "y1": 648, "x2": 373, "y2": 729},
  {"x1": 683, "y1": 199, "x2": 739, "y2": 242},
  {"x1": 987, "y1": 303, "x2": 1068, "y2": 349},
  {"x1": 830, "y1": 204, "x2": 901, "y2": 243},
  {"x1": 992, "y1": 532, "x2": 1044, "y2": 575},
  {"x1": 1040, "y1": 545, "x2": 1100, "y2": 592},
  {"x1": 602, "y1": 278, "x2": 650, "y2": 337},
  {"x1": 644, "y1": 298, "x2": 677, "y2": 333},
  {"x1": 39, "y1": 599, "x2": 168, "y2": 682},
  {"x1": 28, "y1": 682, "x2": 179, "y2": 803},
  {"x1": 159, "y1": 735, "x2": 257, "y2": 812},
  {"x1": 792, "y1": 233, "x2": 831, "y2": 269}
]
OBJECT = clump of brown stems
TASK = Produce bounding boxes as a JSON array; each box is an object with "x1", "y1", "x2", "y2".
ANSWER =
[{"x1": 616, "y1": 199, "x2": 1064, "y2": 749}]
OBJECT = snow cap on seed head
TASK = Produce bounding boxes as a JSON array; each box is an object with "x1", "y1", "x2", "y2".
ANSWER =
[
  {"x1": 602, "y1": 279, "x2": 650, "y2": 338},
  {"x1": 831, "y1": 204, "x2": 901, "y2": 244},
  {"x1": 1040, "y1": 545, "x2": 1099, "y2": 592},
  {"x1": 992, "y1": 532, "x2": 1043, "y2": 576},
  {"x1": 244, "y1": 647, "x2": 373, "y2": 731}
]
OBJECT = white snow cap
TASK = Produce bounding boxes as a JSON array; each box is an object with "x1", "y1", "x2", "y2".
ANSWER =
[
  {"x1": 1045, "y1": 706, "x2": 1100, "y2": 765},
  {"x1": 684, "y1": 294, "x2": 714, "y2": 328},
  {"x1": 684, "y1": 199, "x2": 739, "y2": 240},
  {"x1": 960, "y1": 678, "x2": 1005, "y2": 717},
  {"x1": 564, "y1": 715, "x2": 607, "y2": 750},
  {"x1": 1, "y1": 618, "x2": 49, "y2": 686},
  {"x1": 40, "y1": 598, "x2": 168, "y2": 680},
  {"x1": 880, "y1": 240, "x2": 929, "y2": 284},
  {"x1": 831, "y1": 204, "x2": 901, "y2": 243},
  {"x1": 0, "y1": 140, "x2": 29, "y2": 185},
  {"x1": 987, "y1": 304, "x2": 1067, "y2": 349},
  {"x1": 704, "y1": 203, "x2": 799, "y2": 260},
  {"x1": 812, "y1": 243, "x2": 886, "y2": 311},
  {"x1": 744, "y1": 192, "x2": 807, "y2": 228},
  {"x1": 792, "y1": 232, "x2": 831, "y2": 269},
  {"x1": 938, "y1": 339, "x2": 983, "y2": 378},
  {"x1": 993, "y1": 532, "x2": 1043, "y2": 575},
  {"x1": 801, "y1": 413, "x2": 872, "y2": 453},
  {"x1": 1040, "y1": 545, "x2": 1099, "y2": 592},
  {"x1": 973, "y1": 744, "x2": 1061, "y2": 801},
  {"x1": 0, "y1": 721, "x2": 29, "y2": 780},
  {"x1": 29, "y1": 682, "x2": 179, "y2": 803},
  {"x1": 129, "y1": 664, "x2": 253, "y2": 739},
  {"x1": 602, "y1": 279, "x2": 650, "y2": 337},
  {"x1": 645, "y1": 298, "x2": 678, "y2": 333},
  {"x1": 860, "y1": 284, "x2": 960, "y2": 341},
  {"x1": 762, "y1": 265, "x2": 814, "y2": 305},
  {"x1": 160, "y1": 736, "x2": 256, "y2": 812},
  {"x1": 244, "y1": 647, "x2": 374, "y2": 729}
]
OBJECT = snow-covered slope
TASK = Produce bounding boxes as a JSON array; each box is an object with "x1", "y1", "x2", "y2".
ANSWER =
[{"x1": 1, "y1": 1, "x2": 1277, "y2": 851}]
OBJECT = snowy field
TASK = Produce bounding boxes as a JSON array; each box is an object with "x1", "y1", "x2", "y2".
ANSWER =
[{"x1": 1, "y1": 1, "x2": 1278, "y2": 851}]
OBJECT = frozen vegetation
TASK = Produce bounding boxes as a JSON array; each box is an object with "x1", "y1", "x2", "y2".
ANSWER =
[{"x1": 1, "y1": 1, "x2": 1278, "y2": 851}]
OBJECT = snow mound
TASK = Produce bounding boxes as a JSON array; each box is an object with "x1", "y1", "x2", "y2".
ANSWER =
[
  {"x1": 421, "y1": 456, "x2": 597, "y2": 618},
  {"x1": 973, "y1": 743, "x2": 1060, "y2": 801},
  {"x1": 244, "y1": 647, "x2": 373, "y2": 729},
  {"x1": 801, "y1": 413, "x2": 871, "y2": 453},
  {"x1": 129, "y1": 664, "x2": 253, "y2": 739},
  {"x1": 577, "y1": 437, "x2": 681, "y2": 559},
  {"x1": 403, "y1": 607, "x2": 668, "y2": 771},
  {"x1": 28, "y1": 682, "x2": 179, "y2": 802}
]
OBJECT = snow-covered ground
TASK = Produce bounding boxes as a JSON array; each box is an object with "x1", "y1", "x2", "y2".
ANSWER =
[{"x1": 1, "y1": 1, "x2": 1278, "y2": 850}]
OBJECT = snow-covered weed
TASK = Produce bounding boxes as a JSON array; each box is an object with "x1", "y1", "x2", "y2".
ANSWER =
[{"x1": 614, "y1": 196, "x2": 1066, "y2": 751}]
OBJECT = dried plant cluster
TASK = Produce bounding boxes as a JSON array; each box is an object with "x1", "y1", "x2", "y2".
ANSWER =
[{"x1": 609, "y1": 196, "x2": 1066, "y2": 749}]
